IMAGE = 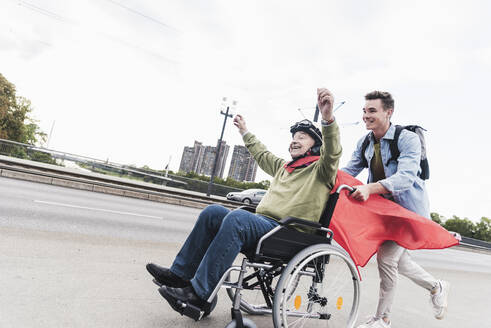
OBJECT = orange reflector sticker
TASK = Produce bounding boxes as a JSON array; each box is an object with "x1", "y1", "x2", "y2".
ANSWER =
[
  {"x1": 336, "y1": 297, "x2": 343, "y2": 310},
  {"x1": 294, "y1": 295, "x2": 302, "y2": 309}
]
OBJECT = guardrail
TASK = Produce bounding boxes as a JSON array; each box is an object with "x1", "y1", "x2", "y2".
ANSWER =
[
  {"x1": 0, "y1": 138, "x2": 180, "y2": 185},
  {"x1": 0, "y1": 155, "x2": 245, "y2": 210},
  {"x1": 460, "y1": 236, "x2": 491, "y2": 250},
  {"x1": 0, "y1": 138, "x2": 243, "y2": 196}
]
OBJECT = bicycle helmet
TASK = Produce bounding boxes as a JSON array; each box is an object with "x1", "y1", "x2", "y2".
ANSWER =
[{"x1": 289, "y1": 119, "x2": 323, "y2": 155}]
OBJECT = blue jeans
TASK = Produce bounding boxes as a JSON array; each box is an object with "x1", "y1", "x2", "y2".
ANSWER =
[{"x1": 170, "y1": 204, "x2": 279, "y2": 300}]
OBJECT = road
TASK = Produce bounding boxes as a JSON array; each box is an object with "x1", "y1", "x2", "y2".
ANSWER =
[{"x1": 1, "y1": 176, "x2": 490, "y2": 328}]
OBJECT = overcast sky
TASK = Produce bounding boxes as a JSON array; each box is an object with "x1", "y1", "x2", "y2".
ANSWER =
[{"x1": 1, "y1": 0, "x2": 490, "y2": 222}]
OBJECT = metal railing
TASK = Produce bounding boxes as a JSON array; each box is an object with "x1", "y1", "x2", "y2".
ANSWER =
[
  {"x1": 460, "y1": 236, "x2": 491, "y2": 250},
  {"x1": 0, "y1": 138, "x2": 177, "y2": 183},
  {"x1": 0, "y1": 138, "x2": 242, "y2": 196}
]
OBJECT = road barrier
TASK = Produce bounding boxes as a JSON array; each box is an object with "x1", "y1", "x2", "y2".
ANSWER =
[
  {"x1": 460, "y1": 236, "x2": 491, "y2": 250},
  {"x1": 0, "y1": 155, "x2": 243, "y2": 210},
  {"x1": 0, "y1": 138, "x2": 244, "y2": 197}
]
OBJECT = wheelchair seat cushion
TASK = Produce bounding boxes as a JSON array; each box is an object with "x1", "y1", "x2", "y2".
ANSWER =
[{"x1": 254, "y1": 226, "x2": 331, "y2": 262}]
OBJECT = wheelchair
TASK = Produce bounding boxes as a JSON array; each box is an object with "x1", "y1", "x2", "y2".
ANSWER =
[{"x1": 173, "y1": 184, "x2": 360, "y2": 328}]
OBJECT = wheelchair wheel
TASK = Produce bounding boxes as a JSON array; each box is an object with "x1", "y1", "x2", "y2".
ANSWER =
[
  {"x1": 273, "y1": 244, "x2": 360, "y2": 328},
  {"x1": 225, "y1": 318, "x2": 257, "y2": 328}
]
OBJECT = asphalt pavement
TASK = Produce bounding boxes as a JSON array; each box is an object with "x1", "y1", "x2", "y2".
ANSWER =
[{"x1": 1, "y1": 176, "x2": 490, "y2": 328}]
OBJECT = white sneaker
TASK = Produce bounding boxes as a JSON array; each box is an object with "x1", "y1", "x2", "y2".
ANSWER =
[
  {"x1": 431, "y1": 280, "x2": 450, "y2": 319},
  {"x1": 357, "y1": 316, "x2": 391, "y2": 328}
]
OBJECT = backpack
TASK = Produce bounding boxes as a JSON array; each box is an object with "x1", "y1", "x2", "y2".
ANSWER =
[{"x1": 360, "y1": 125, "x2": 429, "y2": 180}]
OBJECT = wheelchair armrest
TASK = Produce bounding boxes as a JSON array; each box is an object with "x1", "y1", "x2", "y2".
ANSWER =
[
  {"x1": 238, "y1": 205, "x2": 256, "y2": 213},
  {"x1": 280, "y1": 217, "x2": 322, "y2": 229}
]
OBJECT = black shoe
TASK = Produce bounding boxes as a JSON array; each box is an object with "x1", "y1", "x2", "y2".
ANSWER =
[
  {"x1": 159, "y1": 285, "x2": 218, "y2": 319},
  {"x1": 146, "y1": 263, "x2": 190, "y2": 288},
  {"x1": 159, "y1": 285, "x2": 208, "y2": 312}
]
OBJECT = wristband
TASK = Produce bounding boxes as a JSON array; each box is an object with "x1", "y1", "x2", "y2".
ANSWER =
[{"x1": 321, "y1": 117, "x2": 335, "y2": 126}]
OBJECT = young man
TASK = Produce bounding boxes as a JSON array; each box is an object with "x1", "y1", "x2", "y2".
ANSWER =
[
  {"x1": 147, "y1": 88, "x2": 342, "y2": 316},
  {"x1": 342, "y1": 91, "x2": 449, "y2": 328}
]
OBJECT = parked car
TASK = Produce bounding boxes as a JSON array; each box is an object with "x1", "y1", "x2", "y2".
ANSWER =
[{"x1": 226, "y1": 189, "x2": 267, "y2": 205}]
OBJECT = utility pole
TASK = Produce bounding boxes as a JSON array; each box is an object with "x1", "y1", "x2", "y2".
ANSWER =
[
  {"x1": 207, "y1": 100, "x2": 235, "y2": 197},
  {"x1": 164, "y1": 155, "x2": 172, "y2": 178}
]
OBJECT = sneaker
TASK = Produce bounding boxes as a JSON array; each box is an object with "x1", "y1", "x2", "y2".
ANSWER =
[
  {"x1": 431, "y1": 280, "x2": 450, "y2": 319},
  {"x1": 146, "y1": 263, "x2": 190, "y2": 288},
  {"x1": 357, "y1": 316, "x2": 391, "y2": 328}
]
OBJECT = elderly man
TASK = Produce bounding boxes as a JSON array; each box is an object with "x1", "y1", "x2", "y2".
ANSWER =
[{"x1": 147, "y1": 88, "x2": 342, "y2": 315}]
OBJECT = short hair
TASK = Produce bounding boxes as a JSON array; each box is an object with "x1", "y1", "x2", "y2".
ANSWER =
[{"x1": 365, "y1": 91, "x2": 394, "y2": 110}]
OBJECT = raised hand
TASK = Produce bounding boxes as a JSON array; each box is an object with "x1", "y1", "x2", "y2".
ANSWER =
[
  {"x1": 233, "y1": 114, "x2": 248, "y2": 135},
  {"x1": 317, "y1": 88, "x2": 334, "y2": 122}
]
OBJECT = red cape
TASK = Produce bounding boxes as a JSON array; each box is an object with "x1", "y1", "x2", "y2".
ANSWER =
[{"x1": 330, "y1": 171, "x2": 459, "y2": 267}]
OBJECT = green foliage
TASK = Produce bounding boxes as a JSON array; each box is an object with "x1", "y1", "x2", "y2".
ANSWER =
[
  {"x1": 474, "y1": 217, "x2": 491, "y2": 242},
  {"x1": 431, "y1": 212, "x2": 491, "y2": 242},
  {"x1": 28, "y1": 150, "x2": 57, "y2": 165},
  {"x1": 175, "y1": 170, "x2": 270, "y2": 190},
  {"x1": 0, "y1": 144, "x2": 28, "y2": 159},
  {"x1": 430, "y1": 212, "x2": 443, "y2": 225},
  {"x1": 0, "y1": 73, "x2": 46, "y2": 145},
  {"x1": 443, "y1": 216, "x2": 475, "y2": 238}
]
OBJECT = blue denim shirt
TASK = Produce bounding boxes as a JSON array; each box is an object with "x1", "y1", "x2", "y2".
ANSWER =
[{"x1": 342, "y1": 124, "x2": 430, "y2": 218}]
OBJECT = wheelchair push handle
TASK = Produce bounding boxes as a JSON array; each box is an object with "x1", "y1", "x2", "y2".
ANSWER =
[{"x1": 336, "y1": 184, "x2": 355, "y2": 194}]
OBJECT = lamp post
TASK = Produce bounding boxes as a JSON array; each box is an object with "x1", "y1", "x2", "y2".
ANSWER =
[
  {"x1": 207, "y1": 98, "x2": 236, "y2": 197},
  {"x1": 46, "y1": 120, "x2": 55, "y2": 148}
]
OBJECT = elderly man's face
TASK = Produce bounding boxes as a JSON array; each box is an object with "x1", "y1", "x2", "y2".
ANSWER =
[{"x1": 289, "y1": 131, "x2": 315, "y2": 159}]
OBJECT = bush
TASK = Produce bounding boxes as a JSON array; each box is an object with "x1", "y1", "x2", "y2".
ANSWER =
[
  {"x1": 175, "y1": 170, "x2": 270, "y2": 190},
  {"x1": 431, "y1": 212, "x2": 491, "y2": 242}
]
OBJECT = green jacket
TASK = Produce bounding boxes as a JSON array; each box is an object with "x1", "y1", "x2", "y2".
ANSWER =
[{"x1": 243, "y1": 122, "x2": 342, "y2": 224}]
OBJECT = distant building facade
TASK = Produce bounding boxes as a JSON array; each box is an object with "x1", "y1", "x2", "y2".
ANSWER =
[
  {"x1": 199, "y1": 141, "x2": 229, "y2": 178},
  {"x1": 179, "y1": 140, "x2": 229, "y2": 179},
  {"x1": 227, "y1": 145, "x2": 258, "y2": 182},
  {"x1": 179, "y1": 141, "x2": 205, "y2": 173}
]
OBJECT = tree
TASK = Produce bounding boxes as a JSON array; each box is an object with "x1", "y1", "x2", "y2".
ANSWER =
[
  {"x1": 0, "y1": 73, "x2": 46, "y2": 145},
  {"x1": 474, "y1": 217, "x2": 491, "y2": 242},
  {"x1": 0, "y1": 73, "x2": 18, "y2": 140},
  {"x1": 430, "y1": 212, "x2": 444, "y2": 225},
  {"x1": 443, "y1": 215, "x2": 475, "y2": 238}
]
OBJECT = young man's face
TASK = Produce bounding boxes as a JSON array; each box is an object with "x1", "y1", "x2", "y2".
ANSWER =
[
  {"x1": 289, "y1": 131, "x2": 315, "y2": 159},
  {"x1": 363, "y1": 99, "x2": 393, "y2": 131}
]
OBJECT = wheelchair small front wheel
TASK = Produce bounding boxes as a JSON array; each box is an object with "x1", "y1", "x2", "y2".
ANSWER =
[
  {"x1": 225, "y1": 317, "x2": 257, "y2": 328},
  {"x1": 273, "y1": 244, "x2": 360, "y2": 328}
]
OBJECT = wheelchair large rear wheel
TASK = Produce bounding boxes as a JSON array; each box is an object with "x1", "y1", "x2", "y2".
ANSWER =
[{"x1": 273, "y1": 244, "x2": 360, "y2": 328}]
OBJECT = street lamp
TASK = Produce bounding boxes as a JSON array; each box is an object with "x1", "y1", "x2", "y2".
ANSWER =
[{"x1": 206, "y1": 98, "x2": 237, "y2": 197}]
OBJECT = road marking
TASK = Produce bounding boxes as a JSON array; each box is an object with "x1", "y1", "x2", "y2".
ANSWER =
[{"x1": 34, "y1": 200, "x2": 162, "y2": 219}]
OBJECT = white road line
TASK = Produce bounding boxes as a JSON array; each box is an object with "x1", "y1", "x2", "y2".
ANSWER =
[{"x1": 34, "y1": 200, "x2": 162, "y2": 219}]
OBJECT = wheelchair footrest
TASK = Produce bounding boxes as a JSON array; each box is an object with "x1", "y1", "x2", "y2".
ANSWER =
[{"x1": 176, "y1": 300, "x2": 205, "y2": 321}]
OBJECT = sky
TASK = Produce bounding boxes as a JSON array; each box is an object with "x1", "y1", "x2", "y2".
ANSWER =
[{"x1": 1, "y1": 0, "x2": 490, "y2": 222}]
